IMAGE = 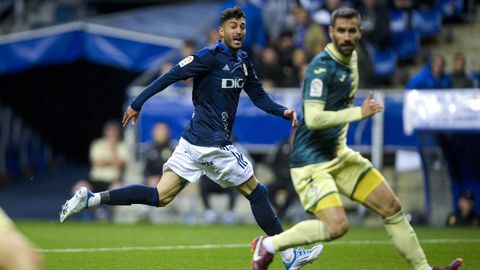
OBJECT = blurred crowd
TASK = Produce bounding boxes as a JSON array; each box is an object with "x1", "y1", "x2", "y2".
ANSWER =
[{"x1": 156, "y1": 0, "x2": 479, "y2": 90}]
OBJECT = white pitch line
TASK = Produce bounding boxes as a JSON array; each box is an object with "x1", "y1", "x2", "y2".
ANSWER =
[{"x1": 37, "y1": 239, "x2": 480, "y2": 253}]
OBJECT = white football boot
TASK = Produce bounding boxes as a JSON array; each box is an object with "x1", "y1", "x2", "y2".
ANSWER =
[
  {"x1": 59, "y1": 187, "x2": 92, "y2": 222},
  {"x1": 283, "y1": 244, "x2": 324, "y2": 270}
]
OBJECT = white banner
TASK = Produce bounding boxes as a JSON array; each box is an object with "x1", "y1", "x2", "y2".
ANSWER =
[{"x1": 403, "y1": 89, "x2": 480, "y2": 134}]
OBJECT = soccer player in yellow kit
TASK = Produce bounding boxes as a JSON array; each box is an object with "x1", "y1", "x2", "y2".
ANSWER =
[
  {"x1": 251, "y1": 7, "x2": 463, "y2": 270},
  {"x1": 0, "y1": 208, "x2": 42, "y2": 270}
]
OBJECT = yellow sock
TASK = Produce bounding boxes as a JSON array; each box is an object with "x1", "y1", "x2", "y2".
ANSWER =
[
  {"x1": 271, "y1": 220, "x2": 330, "y2": 252},
  {"x1": 384, "y1": 210, "x2": 430, "y2": 270}
]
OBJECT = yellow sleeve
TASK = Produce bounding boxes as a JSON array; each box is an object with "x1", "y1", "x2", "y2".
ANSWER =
[
  {"x1": 0, "y1": 208, "x2": 13, "y2": 229},
  {"x1": 304, "y1": 100, "x2": 362, "y2": 129}
]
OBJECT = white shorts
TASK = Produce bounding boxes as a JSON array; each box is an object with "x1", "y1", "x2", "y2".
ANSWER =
[{"x1": 163, "y1": 138, "x2": 254, "y2": 188}]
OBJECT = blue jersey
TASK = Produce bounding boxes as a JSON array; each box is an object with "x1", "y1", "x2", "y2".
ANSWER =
[{"x1": 131, "y1": 41, "x2": 287, "y2": 147}]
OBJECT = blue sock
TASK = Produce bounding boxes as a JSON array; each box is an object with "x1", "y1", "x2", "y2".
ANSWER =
[
  {"x1": 101, "y1": 184, "x2": 159, "y2": 206},
  {"x1": 246, "y1": 183, "x2": 284, "y2": 236}
]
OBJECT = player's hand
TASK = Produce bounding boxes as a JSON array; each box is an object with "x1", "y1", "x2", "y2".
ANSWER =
[
  {"x1": 284, "y1": 109, "x2": 298, "y2": 128},
  {"x1": 361, "y1": 92, "x2": 384, "y2": 119},
  {"x1": 122, "y1": 106, "x2": 140, "y2": 127}
]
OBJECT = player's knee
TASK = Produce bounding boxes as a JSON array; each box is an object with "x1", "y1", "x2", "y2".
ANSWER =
[{"x1": 325, "y1": 216, "x2": 349, "y2": 239}]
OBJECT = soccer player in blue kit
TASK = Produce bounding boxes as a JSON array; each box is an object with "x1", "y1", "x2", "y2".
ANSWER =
[{"x1": 60, "y1": 6, "x2": 322, "y2": 270}]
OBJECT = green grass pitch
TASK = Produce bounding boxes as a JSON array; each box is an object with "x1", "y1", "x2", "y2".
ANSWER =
[{"x1": 17, "y1": 221, "x2": 480, "y2": 270}]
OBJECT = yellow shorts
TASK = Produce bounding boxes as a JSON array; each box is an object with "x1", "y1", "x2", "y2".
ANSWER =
[{"x1": 290, "y1": 147, "x2": 384, "y2": 213}]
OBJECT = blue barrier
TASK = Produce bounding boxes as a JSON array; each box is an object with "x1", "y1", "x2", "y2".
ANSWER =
[{"x1": 137, "y1": 90, "x2": 417, "y2": 149}]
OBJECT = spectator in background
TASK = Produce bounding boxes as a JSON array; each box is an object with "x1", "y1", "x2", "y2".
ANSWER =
[
  {"x1": 267, "y1": 136, "x2": 298, "y2": 221},
  {"x1": 72, "y1": 120, "x2": 127, "y2": 220},
  {"x1": 254, "y1": 46, "x2": 284, "y2": 88},
  {"x1": 144, "y1": 123, "x2": 174, "y2": 187},
  {"x1": 446, "y1": 191, "x2": 479, "y2": 227},
  {"x1": 275, "y1": 30, "x2": 295, "y2": 70},
  {"x1": 358, "y1": 0, "x2": 391, "y2": 50},
  {"x1": 312, "y1": 0, "x2": 342, "y2": 31},
  {"x1": 281, "y1": 47, "x2": 309, "y2": 87},
  {"x1": 289, "y1": 5, "x2": 328, "y2": 58},
  {"x1": 207, "y1": 27, "x2": 221, "y2": 46},
  {"x1": 200, "y1": 176, "x2": 238, "y2": 224},
  {"x1": 450, "y1": 52, "x2": 474, "y2": 89},
  {"x1": 0, "y1": 208, "x2": 42, "y2": 270},
  {"x1": 219, "y1": 0, "x2": 266, "y2": 56},
  {"x1": 262, "y1": 0, "x2": 290, "y2": 43},
  {"x1": 406, "y1": 54, "x2": 452, "y2": 89},
  {"x1": 199, "y1": 135, "x2": 249, "y2": 225}
]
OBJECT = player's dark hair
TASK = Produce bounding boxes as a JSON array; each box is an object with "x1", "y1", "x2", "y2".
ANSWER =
[
  {"x1": 220, "y1": 6, "x2": 245, "y2": 25},
  {"x1": 331, "y1": 7, "x2": 361, "y2": 27}
]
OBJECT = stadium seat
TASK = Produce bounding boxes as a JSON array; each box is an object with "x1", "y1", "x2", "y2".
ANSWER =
[
  {"x1": 436, "y1": 0, "x2": 464, "y2": 17},
  {"x1": 390, "y1": 30, "x2": 420, "y2": 60},
  {"x1": 413, "y1": 10, "x2": 442, "y2": 37},
  {"x1": 389, "y1": 9, "x2": 409, "y2": 34},
  {"x1": 371, "y1": 47, "x2": 397, "y2": 79}
]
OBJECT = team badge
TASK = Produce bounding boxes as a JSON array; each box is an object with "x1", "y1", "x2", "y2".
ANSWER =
[
  {"x1": 309, "y1": 78, "x2": 323, "y2": 97},
  {"x1": 242, "y1": 63, "x2": 248, "y2": 76},
  {"x1": 179, "y1": 56, "x2": 194, "y2": 67}
]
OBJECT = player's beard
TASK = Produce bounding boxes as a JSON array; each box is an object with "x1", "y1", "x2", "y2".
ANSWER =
[{"x1": 334, "y1": 39, "x2": 356, "y2": 56}]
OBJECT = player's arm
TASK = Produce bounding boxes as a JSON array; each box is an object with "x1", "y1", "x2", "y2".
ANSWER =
[
  {"x1": 0, "y1": 208, "x2": 42, "y2": 270},
  {"x1": 302, "y1": 62, "x2": 382, "y2": 129},
  {"x1": 123, "y1": 49, "x2": 213, "y2": 126},
  {"x1": 305, "y1": 92, "x2": 383, "y2": 129},
  {"x1": 243, "y1": 58, "x2": 297, "y2": 127},
  {"x1": 304, "y1": 101, "x2": 361, "y2": 129}
]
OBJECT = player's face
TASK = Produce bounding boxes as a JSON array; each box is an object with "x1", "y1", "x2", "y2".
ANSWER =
[
  {"x1": 219, "y1": 17, "x2": 246, "y2": 51},
  {"x1": 329, "y1": 17, "x2": 362, "y2": 56}
]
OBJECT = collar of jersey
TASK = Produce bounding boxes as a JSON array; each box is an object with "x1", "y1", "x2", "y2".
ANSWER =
[
  {"x1": 216, "y1": 41, "x2": 243, "y2": 60},
  {"x1": 325, "y1": 43, "x2": 352, "y2": 66}
]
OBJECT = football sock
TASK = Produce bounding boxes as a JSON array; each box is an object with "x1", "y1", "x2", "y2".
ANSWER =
[
  {"x1": 262, "y1": 237, "x2": 275, "y2": 253},
  {"x1": 384, "y1": 210, "x2": 430, "y2": 270},
  {"x1": 87, "y1": 193, "x2": 101, "y2": 207},
  {"x1": 271, "y1": 220, "x2": 330, "y2": 252},
  {"x1": 99, "y1": 185, "x2": 160, "y2": 206},
  {"x1": 246, "y1": 183, "x2": 283, "y2": 236}
]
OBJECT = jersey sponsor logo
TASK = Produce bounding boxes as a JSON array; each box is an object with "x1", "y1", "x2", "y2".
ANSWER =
[
  {"x1": 179, "y1": 55, "x2": 194, "y2": 67},
  {"x1": 223, "y1": 64, "x2": 230, "y2": 71},
  {"x1": 309, "y1": 78, "x2": 323, "y2": 97},
  {"x1": 313, "y1": 68, "x2": 326, "y2": 75},
  {"x1": 221, "y1": 78, "x2": 244, "y2": 88}
]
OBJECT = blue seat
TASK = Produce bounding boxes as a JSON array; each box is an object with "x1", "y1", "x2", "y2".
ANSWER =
[
  {"x1": 390, "y1": 30, "x2": 420, "y2": 60},
  {"x1": 389, "y1": 9, "x2": 409, "y2": 34},
  {"x1": 436, "y1": 0, "x2": 464, "y2": 17},
  {"x1": 413, "y1": 10, "x2": 442, "y2": 37},
  {"x1": 371, "y1": 48, "x2": 397, "y2": 79}
]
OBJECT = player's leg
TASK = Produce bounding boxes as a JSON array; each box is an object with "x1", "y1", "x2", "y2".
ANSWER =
[
  {"x1": 237, "y1": 175, "x2": 284, "y2": 236},
  {"x1": 252, "y1": 165, "x2": 339, "y2": 270},
  {"x1": 265, "y1": 193, "x2": 348, "y2": 251},
  {"x1": 354, "y1": 168, "x2": 462, "y2": 270},
  {"x1": 60, "y1": 138, "x2": 200, "y2": 222}
]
